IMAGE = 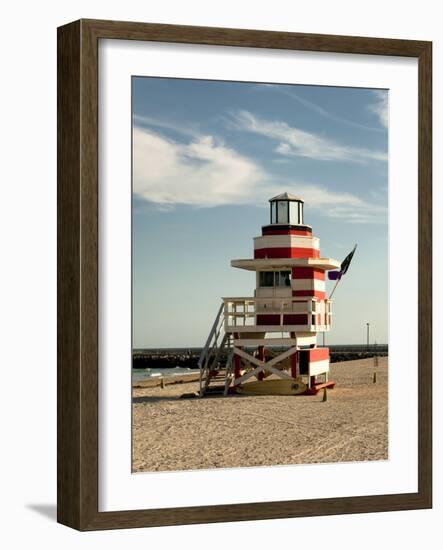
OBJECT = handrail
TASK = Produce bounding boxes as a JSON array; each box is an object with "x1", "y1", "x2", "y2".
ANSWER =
[
  {"x1": 199, "y1": 302, "x2": 225, "y2": 396},
  {"x1": 198, "y1": 301, "x2": 224, "y2": 369}
]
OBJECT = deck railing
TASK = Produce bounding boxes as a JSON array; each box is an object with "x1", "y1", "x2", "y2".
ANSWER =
[{"x1": 222, "y1": 296, "x2": 332, "y2": 331}]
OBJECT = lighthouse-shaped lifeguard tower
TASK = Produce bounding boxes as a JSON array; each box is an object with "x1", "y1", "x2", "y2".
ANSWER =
[{"x1": 199, "y1": 193, "x2": 341, "y2": 397}]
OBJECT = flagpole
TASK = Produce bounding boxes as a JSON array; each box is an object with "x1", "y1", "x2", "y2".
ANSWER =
[
  {"x1": 329, "y1": 244, "x2": 357, "y2": 300},
  {"x1": 329, "y1": 277, "x2": 341, "y2": 299}
]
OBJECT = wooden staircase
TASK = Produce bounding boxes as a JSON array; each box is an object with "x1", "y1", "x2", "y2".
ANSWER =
[{"x1": 199, "y1": 303, "x2": 234, "y2": 397}]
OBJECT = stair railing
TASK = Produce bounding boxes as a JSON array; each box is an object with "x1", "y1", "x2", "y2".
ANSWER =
[{"x1": 198, "y1": 302, "x2": 224, "y2": 396}]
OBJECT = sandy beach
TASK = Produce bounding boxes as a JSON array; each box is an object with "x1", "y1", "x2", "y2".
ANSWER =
[{"x1": 132, "y1": 357, "x2": 388, "y2": 473}]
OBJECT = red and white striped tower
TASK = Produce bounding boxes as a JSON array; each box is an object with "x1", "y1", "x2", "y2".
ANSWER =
[{"x1": 223, "y1": 192, "x2": 340, "y2": 394}]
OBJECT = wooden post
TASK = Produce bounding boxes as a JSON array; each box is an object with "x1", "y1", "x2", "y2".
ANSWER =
[
  {"x1": 233, "y1": 332, "x2": 241, "y2": 380},
  {"x1": 322, "y1": 387, "x2": 328, "y2": 402},
  {"x1": 234, "y1": 354, "x2": 242, "y2": 379},
  {"x1": 257, "y1": 346, "x2": 265, "y2": 381},
  {"x1": 290, "y1": 332, "x2": 297, "y2": 378},
  {"x1": 373, "y1": 372, "x2": 377, "y2": 384},
  {"x1": 290, "y1": 352, "x2": 298, "y2": 378}
]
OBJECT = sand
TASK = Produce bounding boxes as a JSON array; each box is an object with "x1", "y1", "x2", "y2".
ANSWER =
[{"x1": 132, "y1": 357, "x2": 388, "y2": 473}]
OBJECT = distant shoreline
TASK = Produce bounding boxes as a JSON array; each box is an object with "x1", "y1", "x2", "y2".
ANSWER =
[
  {"x1": 132, "y1": 371, "x2": 200, "y2": 389},
  {"x1": 133, "y1": 344, "x2": 389, "y2": 353},
  {"x1": 132, "y1": 345, "x2": 388, "y2": 370}
]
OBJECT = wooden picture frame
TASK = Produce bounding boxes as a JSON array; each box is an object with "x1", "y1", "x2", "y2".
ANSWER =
[{"x1": 57, "y1": 19, "x2": 432, "y2": 530}]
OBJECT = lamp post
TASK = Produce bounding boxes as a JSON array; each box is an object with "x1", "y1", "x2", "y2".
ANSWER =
[{"x1": 366, "y1": 322, "x2": 370, "y2": 350}]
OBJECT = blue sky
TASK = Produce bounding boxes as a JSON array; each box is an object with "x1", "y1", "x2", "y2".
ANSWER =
[{"x1": 132, "y1": 77, "x2": 388, "y2": 348}]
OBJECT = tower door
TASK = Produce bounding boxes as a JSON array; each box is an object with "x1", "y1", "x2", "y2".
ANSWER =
[{"x1": 298, "y1": 350, "x2": 309, "y2": 375}]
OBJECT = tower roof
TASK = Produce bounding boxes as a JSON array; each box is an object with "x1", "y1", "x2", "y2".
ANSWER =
[
  {"x1": 269, "y1": 192, "x2": 304, "y2": 203},
  {"x1": 231, "y1": 258, "x2": 340, "y2": 271}
]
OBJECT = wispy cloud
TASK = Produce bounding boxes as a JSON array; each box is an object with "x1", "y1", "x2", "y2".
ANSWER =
[
  {"x1": 133, "y1": 114, "x2": 200, "y2": 138},
  {"x1": 230, "y1": 110, "x2": 388, "y2": 163},
  {"x1": 133, "y1": 126, "x2": 264, "y2": 207},
  {"x1": 133, "y1": 124, "x2": 385, "y2": 223},
  {"x1": 367, "y1": 90, "x2": 388, "y2": 129},
  {"x1": 258, "y1": 84, "x2": 384, "y2": 133},
  {"x1": 326, "y1": 204, "x2": 387, "y2": 224},
  {"x1": 267, "y1": 183, "x2": 387, "y2": 224}
]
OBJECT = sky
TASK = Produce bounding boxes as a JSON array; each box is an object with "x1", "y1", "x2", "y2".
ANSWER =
[{"x1": 132, "y1": 77, "x2": 388, "y2": 348}]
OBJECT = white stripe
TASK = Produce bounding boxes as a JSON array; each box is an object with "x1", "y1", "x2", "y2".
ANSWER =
[
  {"x1": 309, "y1": 359, "x2": 330, "y2": 376},
  {"x1": 254, "y1": 235, "x2": 320, "y2": 250},
  {"x1": 291, "y1": 278, "x2": 325, "y2": 291},
  {"x1": 295, "y1": 334, "x2": 317, "y2": 346}
]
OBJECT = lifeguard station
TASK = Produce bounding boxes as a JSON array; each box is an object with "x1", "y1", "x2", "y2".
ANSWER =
[{"x1": 199, "y1": 193, "x2": 340, "y2": 397}]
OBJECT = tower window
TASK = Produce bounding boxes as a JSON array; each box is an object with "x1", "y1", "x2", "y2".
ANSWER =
[
  {"x1": 271, "y1": 201, "x2": 277, "y2": 224},
  {"x1": 289, "y1": 201, "x2": 303, "y2": 224},
  {"x1": 277, "y1": 201, "x2": 289, "y2": 224},
  {"x1": 259, "y1": 271, "x2": 291, "y2": 287},
  {"x1": 259, "y1": 272, "x2": 274, "y2": 287},
  {"x1": 276, "y1": 271, "x2": 291, "y2": 287}
]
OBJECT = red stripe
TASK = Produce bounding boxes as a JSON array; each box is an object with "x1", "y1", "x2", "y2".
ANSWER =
[
  {"x1": 307, "y1": 348, "x2": 330, "y2": 361},
  {"x1": 283, "y1": 314, "x2": 309, "y2": 325},
  {"x1": 256, "y1": 314, "x2": 309, "y2": 326},
  {"x1": 291, "y1": 267, "x2": 325, "y2": 280},
  {"x1": 261, "y1": 229, "x2": 313, "y2": 237},
  {"x1": 256, "y1": 314, "x2": 280, "y2": 326},
  {"x1": 254, "y1": 247, "x2": 320, "y2": 259},
  {"x1": 292, "y1": 290, "x2": 326, "y2": 300}
]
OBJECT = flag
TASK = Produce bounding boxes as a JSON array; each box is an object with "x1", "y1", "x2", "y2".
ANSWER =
[
  {"x1": 340, "y1": 244, "x2": 357, "y2": 276},
  {"x1": 328, "y1": 271, "x2": 341, "y2": 280},
  {"x1": 328, "y1": 244, "x2": 357, "y2": 280}
]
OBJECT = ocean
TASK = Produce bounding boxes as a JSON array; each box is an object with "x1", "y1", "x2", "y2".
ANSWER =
[{"x1": 132, "y1": 366, "x2": 200, "y2": 382}]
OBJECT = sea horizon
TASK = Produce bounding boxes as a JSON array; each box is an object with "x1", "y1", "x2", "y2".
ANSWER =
[{"x1": 133, "y1": 343, "x2": 389, "y2": 354}]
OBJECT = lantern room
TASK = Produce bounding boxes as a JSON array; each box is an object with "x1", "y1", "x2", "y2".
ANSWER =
[{"x1": 269, "y1": 192, "x2": 305, "y2": 226}]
